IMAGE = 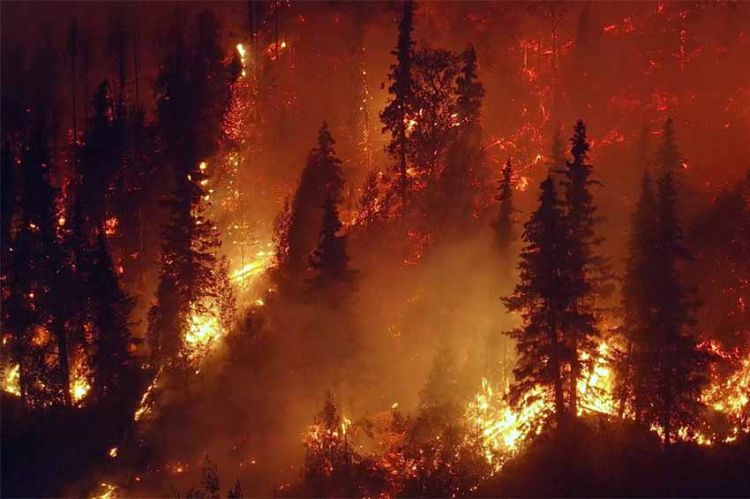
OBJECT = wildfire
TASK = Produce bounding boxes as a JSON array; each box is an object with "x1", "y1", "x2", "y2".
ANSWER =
[
  {"x1": 134, "y1": 369, "x2": 161, "y2": 422},
  {"x1": 577, "y1": 341, "x2": 617, "y2": 416},
  {"x1": 230, "y1": 246, "x2": 275, "y2": 289},
  {"x1": 466, "y1": 380, "x2": 550, "y2": 471},
  {"x1": 468, "y1": 340, "x2": 617, "y2": 471},
  {"x1": 70, "y1": 353, "x2": 92, "y2": 406},
  {"x1": 3, "y1": 363, "x2": 21, "y2": 397},
  {"x1": 104, "y1": 217, "x2": 119, "y2": 237},
  {"x1": 183, "y1": 302, "x2": 224, "y2": 363},
  {"x1": 236, "y1": 43, "x2": 248, "y2": 78},
  {"x1": 89, "y1": 482, "x2": 119, "y2": 499}
]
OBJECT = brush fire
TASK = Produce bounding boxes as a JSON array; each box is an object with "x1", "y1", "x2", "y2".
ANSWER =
[{"x1": 2, "y1": 1, "x2": 750, "y2": 497}]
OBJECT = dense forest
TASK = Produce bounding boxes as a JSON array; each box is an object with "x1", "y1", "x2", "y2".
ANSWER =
[{"x1": 1, "y1": 1, "x2": 749, "y2": 497}]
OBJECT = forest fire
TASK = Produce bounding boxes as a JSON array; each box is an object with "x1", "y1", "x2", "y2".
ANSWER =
[{"x1": 2, "y1": 1, "x2": 750, "y2": 497}]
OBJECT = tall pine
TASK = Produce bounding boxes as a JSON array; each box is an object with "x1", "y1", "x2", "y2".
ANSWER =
[
  {"x1": 381, "y1": 0, "x2": 415, "y2": 205},
  {"x1": 284, "y1": 123, "x2": 345, "y2": 281},
  {"x1": 504, "y1": 177, "x2": 571, "y2": 428},
  {"x1": 561, "y1": 120, "x2": 600, "y2": 416},
  {"x1": 616, "y1": 169, "x2": 657, "y2": 422},
  {"x1": 646, "y1": 120, "x2": 710, "y2": 443}
]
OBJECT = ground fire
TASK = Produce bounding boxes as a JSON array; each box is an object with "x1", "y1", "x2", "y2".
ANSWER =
[{"x1": 2, "y1": 1, "x2": 750, "y2": 497}]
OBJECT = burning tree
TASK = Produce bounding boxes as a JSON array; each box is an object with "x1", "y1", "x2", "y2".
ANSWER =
[
  {"x1": 381, "y1": 0, "x2": 416, "y2": 206},
  {"x1": 147, "y1": 11, "x2": 235, "y2": 368}
]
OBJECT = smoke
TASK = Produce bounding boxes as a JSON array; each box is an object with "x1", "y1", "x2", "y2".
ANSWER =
[{"x1": 4, "y1": 1, "x2": 750, "y2": 495}]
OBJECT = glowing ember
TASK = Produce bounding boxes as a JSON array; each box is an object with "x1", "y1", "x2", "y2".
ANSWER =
[{"x1": 104, "y1": 217, "x2": 119, "y2": 237}]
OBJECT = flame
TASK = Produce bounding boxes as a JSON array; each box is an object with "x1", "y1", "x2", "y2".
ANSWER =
[
  {"x1": 104, "y1": 217, "x2": 119, "y2": 237},
  {"x1": 134, "y1": 368, "x2": 161, "y2": 422},
  {"x1": 230, "y1": 247, "x2": 274, "y2": 289},
  {"x1": 466, "y1": 379, "x2": 550, "y2": 471},
  {"x1": 577, "y1": 341, "x2": 617, "y2": 416},
  {"x1": 70, "y1": 353, "x2": 92, "y2": 406},
  {"x1": 89, "y1": 482, "x2": 119, "y2": 499},
  {"x1": 468, "y1": 340, "x2": 617, "y2": 471},
  {"x1": 236, "y1": 43, "x2": 248, "y2": 78},
  {"x1": 183, "y1": 302, "x2": 224, "y2": 363},
  {"x1": 3, "y1": 363, "x2": 20, "y2": 396}
]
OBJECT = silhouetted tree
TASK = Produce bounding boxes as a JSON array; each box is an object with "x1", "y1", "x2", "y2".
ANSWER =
[
  {"x1": 86, "y1": 232, "x2": 135, "y2": 399},
  {"x1": 284, "y1": 123, "x2": 344, "y2": 282},
  {"x1": 616, "y1": 169, "x2": 657, "y2": 422},
  {"x1": 410, "y1": 47, "x2": 460, "y2": 179},
  {"x1": 381, "y1": 0, "x2": 415, "y2": 205},
  {"x1": 439, "y1": 46, "x2": 485, "y2": 226},
  {"x1": 148, "y1": 12, "x2": 228, "y2": 365},
  {"x1": 308, "y1": 194, "x2": 357, "y2": 299},
  {"x1": 561, "y1": 119, "x2": 601, "y2": 416},
  {"x1": 504, "y1": 177, "x2": 571, "y2": 427},
  {"x1": 648, "y1": 169, "x2": 711, "y2": 445}
]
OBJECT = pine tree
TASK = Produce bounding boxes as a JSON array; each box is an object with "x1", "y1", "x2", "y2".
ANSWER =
[
  {"x1": 493, "y1": 159, "x2": 515, "y2": 258},
  {"x1": 227, "y1": 479, "x2": 243, "y2": 499},
  {"x1": 14, "y1": 126, "x2": 72, "y2": 406},
  {"x1": 380, "y1": 0, "x2": 415, "y2": 205},
  {"x1": 86, "y1": 231, "x2": 134, "y2": 399},
  {"x1": 148, "y1": 12, "x2": 227, "y2": 366},
  {"x1": 616, "y1": 169, "x2": 657, "y2": 422},
  {"x1": 561, "y1": 119, "x2": 601, "y2": 417},
  {"x1": 439, "y1": 46, "x2": 485, "y2": 226},
  {"x1": 285, "y1": 123, "x2": 344, "y2": 280},
  {"x1": 656, "y1": 117, "x2": 682, "y2": 175},
  {"x1": 308, "y1": 194, "x2": 357, "y2": 299},
  {"x1": 410, "y1": 48, "x2": 460, "y2": 179},
  {"x1": 648, "y1": 169, "x2": 711, "y2": 444},
  {"x1": 504, "y1": 177, "x2": 571, "y2": 427}
]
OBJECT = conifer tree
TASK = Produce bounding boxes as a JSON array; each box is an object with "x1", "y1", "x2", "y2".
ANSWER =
[
  {"x1": 86, "y1": 231, "x2": 135, "y2": 399},
  {"x1": 308, "y1": 194, "x2": 357, "y2": 298},
  {"x1": 148, "y1": 12, "x2": 227, "y2": 365},
  {"x1": 440, "y1": 46, "x2": 485, "y2": 225},
  {"x1": 504, "y1": 177, "x2": 571, "y2": 427},
  {"x1": 616, "y1": 169, "x2": 657, "y2": 422},
  {"x1": 649, "y1": 170, "x2": 710, "y2": 444},
  {"x1": 561, "y1": 119, "x2": 601, "y2": 416},
  {"x1": 285, "y1": 123, "x2": 344, "y2": 279},
  {"x1": 381, "y1": 0, "x2": 415, "y2": 205},
  {"x1": 14, "y1": 127, "x2": 72, "y2": 406}
]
